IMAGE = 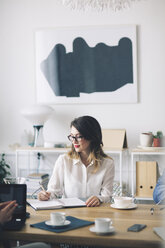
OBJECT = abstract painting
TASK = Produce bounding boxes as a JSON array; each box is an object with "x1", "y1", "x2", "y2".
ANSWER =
[{"x1": 35, "y1": 25, "x2": 137, "y2": 104}]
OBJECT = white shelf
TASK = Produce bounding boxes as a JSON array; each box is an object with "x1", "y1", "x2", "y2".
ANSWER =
[
  {"x1": 16, "y1": 147, "x2": 69, "y2": 153},
  {"x1": 16, "y1": 146, "x2": 127, "y2": 152},
  {"x1": 131, "y1": 147, "x2": 165, "y2": 155}
]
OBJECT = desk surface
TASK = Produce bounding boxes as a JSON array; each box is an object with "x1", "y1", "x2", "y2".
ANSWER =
[{"x1": 3, "y1": 204, "x2": 165, "y2": 248}]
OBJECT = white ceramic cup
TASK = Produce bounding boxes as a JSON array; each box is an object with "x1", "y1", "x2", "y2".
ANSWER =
[
  {"x1": 140, "y1": 133, "x2": 153, "y2": 147},
  {"x1": 50, "y1": 212, "x2": 66, "y2": 225},
  {"x1": 114, "y1": 196, "x2": 133, "y2": 208},
  {"x1": 95, "y1": 218, "x2": 112, "y2": 232}
]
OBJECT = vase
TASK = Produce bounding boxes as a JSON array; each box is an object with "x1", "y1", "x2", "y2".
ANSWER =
[
  {"x1": 153, "y1": 138, "x2": 160, "y2": 147},
  {"x1": 140, "y1": 133, "x2": 153, "y2": 147}
]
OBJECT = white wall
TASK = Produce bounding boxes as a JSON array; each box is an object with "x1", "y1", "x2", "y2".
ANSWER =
[{"x1": 0, "y1": 0, "x2": 165, "y2": 151}]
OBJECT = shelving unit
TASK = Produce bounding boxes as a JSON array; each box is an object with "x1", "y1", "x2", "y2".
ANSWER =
[
  {"x1": 15, "y1": 147, "x2": 68, "y2": 177},
  {"x1": 15, "y1": 146, "x2": 128, "y2": 190},
  {"x1": 130, "y1": 147, "x2": 165, "y2": 198}
]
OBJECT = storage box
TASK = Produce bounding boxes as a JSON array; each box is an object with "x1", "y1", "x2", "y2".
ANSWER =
[{"x1": 136, "y1": 161, "x2": 158, "y2": 197}]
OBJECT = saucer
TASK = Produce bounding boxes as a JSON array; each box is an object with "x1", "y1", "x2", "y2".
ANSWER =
[
  {"x1": 45, "y1": 220, "x2": 71, "y2": 228},
  {"x1": 110, "y1": 203, "x2": 137, "y2": 210},
  {"x1": 89, "y1": 226, "x2": 115, "y2": 235}
]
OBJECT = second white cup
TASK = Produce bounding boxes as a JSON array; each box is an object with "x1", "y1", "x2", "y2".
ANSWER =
[
  {"x1": 114, "y1": 196, "x2": 133, "y2": 208},
  {"x1": 95, "y1": 218, "x2": 112, "y2": 232},
  {"x1": 50, "y1": 212, "x2": 66, "y2": 225}
]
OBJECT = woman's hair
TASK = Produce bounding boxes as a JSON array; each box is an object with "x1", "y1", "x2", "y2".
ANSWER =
[{"x1": 68, "y1": 115, "x2": 111, "y2": 171}]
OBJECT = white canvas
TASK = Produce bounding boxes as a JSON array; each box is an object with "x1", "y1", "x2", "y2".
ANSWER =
[{"x1": 35, "y1": 25, "x2": 137, "y2": 104}]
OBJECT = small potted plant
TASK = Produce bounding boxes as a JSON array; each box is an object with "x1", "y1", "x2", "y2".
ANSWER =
[
  {"x1": 153, "y1": 131, "x2": 163, "y2": 147},
  {"x1": 0, "y1": 153, "x2": 11, "y2": 183}
]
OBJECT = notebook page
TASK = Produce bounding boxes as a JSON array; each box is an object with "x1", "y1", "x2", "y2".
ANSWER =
[
  {"x1": 59, "y1": 198, "x2": 86, "y2": 207},
  {"x1": 27, "y1": 199, "x2": 63, "y2": 210}
]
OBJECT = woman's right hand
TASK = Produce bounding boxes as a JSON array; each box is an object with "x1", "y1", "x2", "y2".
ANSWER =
[{"x1": 38, "y1": 191, "x2": 51, "y2": 201}]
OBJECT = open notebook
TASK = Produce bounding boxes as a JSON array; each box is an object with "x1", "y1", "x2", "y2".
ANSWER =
[{"x1": 27, "y1": 197, "x2": 86, "y2": 210}]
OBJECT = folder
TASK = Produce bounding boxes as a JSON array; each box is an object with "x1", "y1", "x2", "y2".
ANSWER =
[
  {"x1": 136, "y1": 161, "x2": 158, "y2": 197},
  {"x1": 102, "y1": 129, "x2": 128, "y2": 149}
]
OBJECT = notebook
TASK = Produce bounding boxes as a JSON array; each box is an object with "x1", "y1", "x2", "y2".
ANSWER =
[
  {"x1": 0, "y1": 184, "x2": 27, "y2": 230},
  {"x1": 27, "y1": 197, "x2": 86, "y2": 210}
]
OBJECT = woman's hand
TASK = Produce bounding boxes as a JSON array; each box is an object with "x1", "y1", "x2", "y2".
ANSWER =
[
  {"x1": 86, "y1": 196, "x2": 101, "y2": 207},
  {"x1": 38, "y1": 191, "x2": 51, "y2": 201},
  {"x1": 0, "y1": 201, "x2": 18, "y2": 225}
]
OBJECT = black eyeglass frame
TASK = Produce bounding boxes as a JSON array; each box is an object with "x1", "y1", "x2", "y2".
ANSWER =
[{"x1": 67, "y1": 135, "x2": 84, "y2": 142}]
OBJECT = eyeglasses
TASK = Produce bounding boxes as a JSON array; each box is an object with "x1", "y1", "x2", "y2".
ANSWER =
[{"x1": 68, "y1": 135, "x2": 84, "y2": 142}]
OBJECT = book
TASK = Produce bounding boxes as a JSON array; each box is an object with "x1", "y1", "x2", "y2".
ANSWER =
[
  {"x1": 27, "y1": 173, "x2": 49, "y2": 180},
  {"x1": 26, "y1": 177, "x2": 49, "y2": 186},
  {"x1": 26, "y1": 174, "x2": 49, "y2": 199},
  {"x1": 27, "y1": 197, "x2": 86, "y2": 210}
]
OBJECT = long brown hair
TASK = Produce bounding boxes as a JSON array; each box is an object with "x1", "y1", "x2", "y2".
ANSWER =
[{"x1": 68, "y1": 116, "x2": 112, "y2": 172}]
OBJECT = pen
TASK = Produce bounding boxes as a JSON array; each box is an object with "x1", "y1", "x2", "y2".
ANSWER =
[
  {"x1": 39, "y1": 182, "x2": 59, "y2": 198},
  {"x1": 39, "y1": 182, "x2": 47, "y2": 193},
  {"x1": 150, "y1": 207, "x2": 154, "y2": 215},
  {"x1": 150, "y1": 199, "x2": 165, "y2": 215}
]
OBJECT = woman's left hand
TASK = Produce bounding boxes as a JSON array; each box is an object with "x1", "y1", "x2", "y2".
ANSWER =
[
  {"x1": 0, "y1": 201, "x2": 18, "y2": 225},
  {"x1": 85, "y1": 196, "x2": 101, "y2": 207}
]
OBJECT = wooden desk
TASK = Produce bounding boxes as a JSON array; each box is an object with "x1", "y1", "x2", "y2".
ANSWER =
[{"x1": 3, "y1": 204, "x2": 165, "y2": 248}]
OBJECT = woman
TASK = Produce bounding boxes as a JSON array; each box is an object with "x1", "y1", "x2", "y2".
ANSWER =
[{"x1": 38, "y1": 116, "x2": 114, "y2": 207}]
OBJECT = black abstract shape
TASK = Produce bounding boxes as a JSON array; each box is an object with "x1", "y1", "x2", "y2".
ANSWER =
[{"x1": 40, "y1": 37, "x2": 133, "y2": 97}]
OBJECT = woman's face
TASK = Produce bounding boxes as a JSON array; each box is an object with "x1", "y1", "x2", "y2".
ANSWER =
[{"x1": 70, "y1": 126, "x2": 91, "y2": 155}]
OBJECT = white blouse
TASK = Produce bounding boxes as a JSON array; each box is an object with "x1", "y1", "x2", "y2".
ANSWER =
[{"x1": 47, "y1": 154, "x2": 115, "y2": 203}]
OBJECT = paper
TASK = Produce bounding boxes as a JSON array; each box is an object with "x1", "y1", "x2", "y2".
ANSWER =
[
  {"x1": 27, "y1": 198, "x2": 86, "y2": 210},
  {"x1": 59, "y1": 198, "x2": 86, "y2": 207}
]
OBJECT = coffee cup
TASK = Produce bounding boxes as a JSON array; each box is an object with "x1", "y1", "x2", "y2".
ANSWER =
[
  {"x1": 114, "y1": 196, "x2": 133, "y2": 208},
  {"x1": 95, "y1": 218, "x2": 112, "y2": 232},
  {"x1": 50, "y1": 212, "x2": 66, "y2": 225}
]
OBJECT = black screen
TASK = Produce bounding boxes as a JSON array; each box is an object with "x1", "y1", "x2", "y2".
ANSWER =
[{"x1": 0, "y1": 184, "x2": 26, "y2": 217}]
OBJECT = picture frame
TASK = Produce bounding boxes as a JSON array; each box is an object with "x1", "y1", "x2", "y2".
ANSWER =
[{"x1": 35, "y1": 25, "x2": 137, "y2": 104}]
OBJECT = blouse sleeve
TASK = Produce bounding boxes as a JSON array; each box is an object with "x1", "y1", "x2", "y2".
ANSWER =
[
  {"x1": 153, "y1": 169, "x2": 165, "y2": 204},
  {"x1": 98, "y1": 159, "x2": 115, "y2": 203},
  {"x1": 47, "y1": 155, "x2": 64, "y2": 199}
]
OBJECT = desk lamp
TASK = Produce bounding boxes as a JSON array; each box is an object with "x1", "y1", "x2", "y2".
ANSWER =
[{"x1": 21, "y1": 105, "x2": 54, "y2": 147}]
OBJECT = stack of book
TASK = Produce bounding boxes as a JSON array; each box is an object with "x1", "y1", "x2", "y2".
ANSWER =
[{"x1": 26, "y1": 173, "x2": 49, "y2": 199}]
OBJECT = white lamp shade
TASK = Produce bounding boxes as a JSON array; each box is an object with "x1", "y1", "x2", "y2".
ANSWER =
[{"x1": 21, "y1": 105, "x2": 54, "y2": 125}]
